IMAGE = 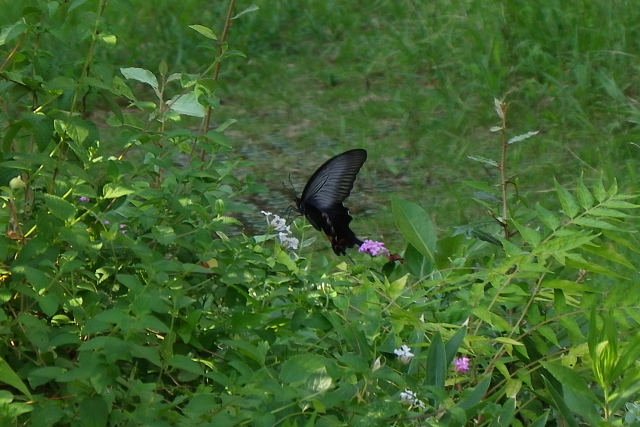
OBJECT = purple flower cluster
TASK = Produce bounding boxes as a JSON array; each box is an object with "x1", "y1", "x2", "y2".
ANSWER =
[
  {"x1": 454, "y1": 357, "x2": 470, "y2": 373},
  {"x1": 358, "y1": 240, "x2": 389, "y2": 256}
]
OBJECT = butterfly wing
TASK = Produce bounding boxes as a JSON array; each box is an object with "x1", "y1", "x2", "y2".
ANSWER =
[
  {"x1": 300, "y1": 149, "x2": 367, "y2": 207},
  {"x1": 295, "y1": 149, "x2": 367, "y2": 255}
]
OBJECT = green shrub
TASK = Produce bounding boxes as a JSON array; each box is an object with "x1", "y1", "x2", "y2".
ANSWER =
[{"x1": 2, "y1": 2, "x2": 640, "y2": 426}]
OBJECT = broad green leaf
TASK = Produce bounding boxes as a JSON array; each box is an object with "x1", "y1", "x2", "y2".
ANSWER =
[
  {"x1": 102, "y1": 183, "x2": 134, "y2": 199},
  {"x1": 536, "y1": 203, "x2": 560, "y2": 230},
  {"x1": 554, "y1": 179, "x2": 580, "y2": 218},
  {"x1": 16, "y1": 266, "x2": 50, "y2": 291},
  {"x1": 37, "y1": 293, "x2": 59, "y2": 317},
  {"x1": 391, "y1": 196, "x2": 436, "y2": 260},
  {"x1": 184, "y1": 394, "x2": 217, "y2": 419},
  {"x1": 28, "y1": 366, "x2": 66, "y2": 388},
  {"x1": 0, "y1": 20, "x2": 28, "y2": 45},
  {"x1": 168, "y1": 92, "x2": 205, "y2": 117},
  {"x1": 280, "y1": 354, "x2": 331, "y2": 384},
  {"x1": 169, "y1": 355, "x2": 204, "y2": 375},
  {"x1": 541, "y1": 361, "x2": 599, "y2": 404},
  {"x1": 563, "y1": 388, "x2": 601, "y2": 426},
  {"x1": 79, "y1": 396, "x2": 108, "y2": 427},
  {"x1": 0, "y1": 358, "x2": 32, "y2": 398},
  {"x1": 120, "y1": 67, "x2": 158, "y2": 89},
  {"x1": 530, "y1": 411, "x2": 550, "y2": 427},
  {"x1": 130, "y1": 345, "x2": 162, "y2": 367},
  {"x1": 511, "y1": 218, "x2": 541, "y2": 246},
  {"x1": 488, "y1": 398, "x2": 515, "y2": 426},
  {"x1": 44, "y1": 193, "x2": 77, "y2": 222},
  {"x1": 222, "y1": 340, "x2": 269, "y2": 366},
  {"x1": 189, "y1": 24, "x2": 217, "y2": 40},
  {"x1": 404, "y1": 243, "x2": 432, "y2": 278},
  {"x1": 473, "y1": 306, "x2": 513, "y2": 332}
]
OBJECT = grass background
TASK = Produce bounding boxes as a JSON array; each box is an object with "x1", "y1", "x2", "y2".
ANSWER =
[{"x1": 7, "y1": 0, "x2": 640, "y2": 250}]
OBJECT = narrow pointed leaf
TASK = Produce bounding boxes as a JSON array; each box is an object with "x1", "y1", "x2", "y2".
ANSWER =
[
  {"x1": 555, "y1": 179, "x2": 579, "y2": 218},
  {"x1": 576, "y1": 176, "x2": 594, "y2": 209}
]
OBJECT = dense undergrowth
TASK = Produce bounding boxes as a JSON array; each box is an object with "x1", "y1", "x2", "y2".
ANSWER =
[{"x1": 2, "y1": 1, "x2": 640, "y2": 426}]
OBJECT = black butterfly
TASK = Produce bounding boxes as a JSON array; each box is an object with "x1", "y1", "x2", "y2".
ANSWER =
[{"x1": 295, "y1": 149, "x2": 367, "y2": 255}]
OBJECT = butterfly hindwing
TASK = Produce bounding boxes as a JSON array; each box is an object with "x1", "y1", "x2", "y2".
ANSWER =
[{"x1": 295, "y1": 149, "x2": 367, "y2": 255}]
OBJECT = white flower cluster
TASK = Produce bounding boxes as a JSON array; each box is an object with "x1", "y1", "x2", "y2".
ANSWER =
[
  {"x1": 261, "y1": 211, "x2": 299, "y2": 250},
  {"x1": 400, "y1": 389, "x2": 425, "y2": 409}
]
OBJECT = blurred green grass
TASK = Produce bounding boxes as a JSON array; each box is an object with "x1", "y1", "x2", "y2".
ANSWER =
[{"x1": 5, "y1": 0, "x2": 640, "y2": 249}]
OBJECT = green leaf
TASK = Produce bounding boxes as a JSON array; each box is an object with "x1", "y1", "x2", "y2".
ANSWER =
[
  {"x1": 120, "y1": 67, "x2": 158, "y2": 89},
  {"x1": 44, "y1": 194, "x2": 77, "y2": 222},
  {"x1": 391, "y1": 196, "x2": 437, "y2": 261},
  {"x1": 102, "y1": 183, "x2": 134, "y2": 199},
  {"x1": 169, "y1": 355, "x2": 204, "y2": 375},
  {"x1": 425, "y1": 331, "x2": 446, "y2": 390},
  {"x1": 511, "y1": 218, "x2": 541, "y2": 246},
  {"x1": 508, "y1": 130, "x2": 539, "y2": 144},
  {"x1": 541, "y1": 361, "x2": 599, "y2": 404},
  {"x1": 488, "y1": 398, "x2": 515, "y2": 427},
  {"x1": 189, "y1": 24, "x2": 217, "y2": 40},
  {"x1": 440, "y1": 376, "x2": 491, "y2": 424},
  {"x1": 600, "y1": 199, "x2": 640, "y2": 209},
  {"x1": 555, "y1": 179, "x2": 580, "y2": 218},
  {"x1": 280, "y1": 354, "x2": 331, "y2": 384},
  {"x1": 576, "y1": 176, "x2": 594, "y2": 209},
  {"x1": 564, "y1": 253, "x2": 626, "y2": 279},
  {"x1": 535, "y1": 203, "x2": 560, "y2": 230},
  {"x1": 543, "y1": 377, "x2": 579, "y2": 427},
  {"x1": 28, "y1": 367, "x2": 66, "y2": 388},
  {"x1": 168, "y1": 92, "x2": 206, "y2": 117},
  {"x1": 445, "y1": 326, "x2": 467, "y2": 364},
  {"x1": 232, "y1": 4, "x2": 260, "y2": 19},
  {"x1": 0, "y1": 357, "x2": 32, "y2": 398},
  {"x1": 79, "y1": 396, "x2": 108, "y2": 427},
  {"x1": 587, "y1": 207, "x2": 630, "y2": 218},
  {"x1": 581, "y1": 244, "x2": 635, "y2": 270}
]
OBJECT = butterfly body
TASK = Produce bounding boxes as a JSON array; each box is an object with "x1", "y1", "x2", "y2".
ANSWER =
[{"x1": 295, "y1": 149, "x2": 367, "y2": 255}]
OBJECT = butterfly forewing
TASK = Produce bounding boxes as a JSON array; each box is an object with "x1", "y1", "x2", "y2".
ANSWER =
[
  {"x1": 295, "y1": 149, "x2": 367, "y2": 255},
  {"x1": 300, "y1": 149, "x2": 367, "y2": 209}
]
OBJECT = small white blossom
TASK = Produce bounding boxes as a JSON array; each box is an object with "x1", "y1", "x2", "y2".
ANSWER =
[
  {"x1": 269, "y1": 215, "x2": 289, "y2": 232},
  {"x1": 394, "y1": 345, "x2": 415, "y2": 364},
  {"x1": 278, "y1": 233, "x2": 299, "y2": 250},
  {"x1": 400, "y1": 389, "x2": 425, "y2": 409}
]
